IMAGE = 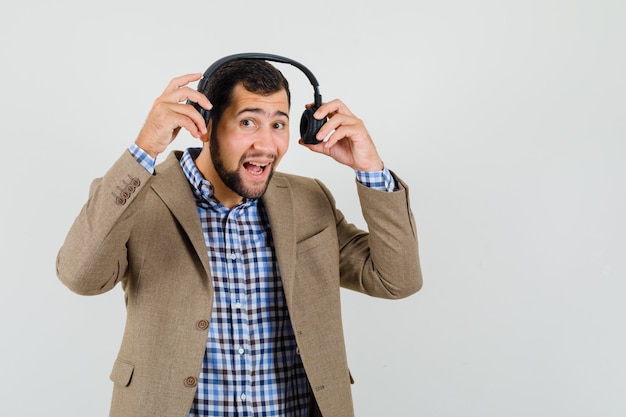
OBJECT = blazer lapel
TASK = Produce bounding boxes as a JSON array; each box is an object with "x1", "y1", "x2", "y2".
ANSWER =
[
  {"x1": 262, "y1": 174, "x2": 297, "y2": 305},
  {"x1": 150, "y1": 152, "x2": 212, "y2": 278}
]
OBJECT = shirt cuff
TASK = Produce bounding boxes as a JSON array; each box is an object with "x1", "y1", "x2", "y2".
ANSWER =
[
  {"x1": 355, "y1": 166, "x2": 397, "y2": 192},
  {"x1": 128, "y1": 143, "x2": 156, "y2": 174}
]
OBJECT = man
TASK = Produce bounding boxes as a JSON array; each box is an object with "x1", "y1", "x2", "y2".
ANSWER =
[{"x1": 56, "y1": 57, "x2": 422, "y2": 417}]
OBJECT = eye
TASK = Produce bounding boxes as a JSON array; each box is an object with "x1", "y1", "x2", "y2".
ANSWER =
[
  {"x1": 241, "y1": 119, "x2": 255, "y2": 128},
  {"x1": 273, "y1": 121, "x2": 286, "y2": 130}
]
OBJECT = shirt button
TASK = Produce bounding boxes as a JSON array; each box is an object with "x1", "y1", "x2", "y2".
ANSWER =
[
  {"x1": 238, "y1": 347, "x2": 245, "y2": 355},
  {"x1": 240, "y1": 393, "x2": 247, "y2": 401},
  {"x1": 229, "y1": 252, "x2": 237, "y2": 260}
]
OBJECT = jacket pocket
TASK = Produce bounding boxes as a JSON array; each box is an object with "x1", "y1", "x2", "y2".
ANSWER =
[
  {"x1": 296, "y1": 225, "x2": 331, "y2": 251},
  {"x1": 109, "y1": 358, "x2": 135, "y2": 387}
]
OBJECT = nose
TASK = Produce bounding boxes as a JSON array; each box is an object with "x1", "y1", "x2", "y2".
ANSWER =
[{"x1": 252, "y1": 125, "x2": 278, "y2": 152}]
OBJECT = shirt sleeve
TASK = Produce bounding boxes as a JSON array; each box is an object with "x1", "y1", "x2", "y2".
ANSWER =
[
  {"x1": 354, "y1": 166, "x2": 397, "y2": 192},
  {"x1": 128, "y1": 143, "x2": 157, "y2": 174}
]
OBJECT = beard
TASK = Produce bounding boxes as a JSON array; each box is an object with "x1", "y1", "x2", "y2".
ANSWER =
[{"x1": 210, "y1": 135, "x2": 275, "y2": 200}]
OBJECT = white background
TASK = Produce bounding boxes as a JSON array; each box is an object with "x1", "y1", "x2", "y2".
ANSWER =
[{"x1": 1, "y1": 1, "x2": 625, "y2": 416}]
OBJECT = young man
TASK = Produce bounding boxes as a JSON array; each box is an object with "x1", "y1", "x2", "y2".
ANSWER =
[{"x1": 57, "y1": 58, "x2": 422, "y2": 417}]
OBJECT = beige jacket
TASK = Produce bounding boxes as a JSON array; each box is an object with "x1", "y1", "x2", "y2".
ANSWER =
[{"x1": 56, "y1": 150, "x2": 422, "y2": 417}]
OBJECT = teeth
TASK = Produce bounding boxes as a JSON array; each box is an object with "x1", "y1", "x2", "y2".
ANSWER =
[{"x1": 249, "y1": 162, "x2": 267, "y2": 167}]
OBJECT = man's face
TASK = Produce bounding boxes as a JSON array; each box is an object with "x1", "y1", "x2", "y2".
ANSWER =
[{"x1": 210, "y1": 83, "x2": 290, "y2": 202}]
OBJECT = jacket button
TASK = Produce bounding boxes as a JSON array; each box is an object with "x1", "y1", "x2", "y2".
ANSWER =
[
  {"x1": 184, "y1": 376, "x2": 197, "y2": 387},
  {"x1": 196, "y1": 319, "x2": 209, "y2": 330}
]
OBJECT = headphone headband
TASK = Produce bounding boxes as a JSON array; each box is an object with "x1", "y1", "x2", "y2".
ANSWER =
[{"x1": 199, "y1": 52, "x2": 322, "y2": 108}]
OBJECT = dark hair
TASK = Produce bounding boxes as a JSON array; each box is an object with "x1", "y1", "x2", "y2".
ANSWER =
[{"x1": 201, "y1": 59, "x2": 291, "y2": 127}]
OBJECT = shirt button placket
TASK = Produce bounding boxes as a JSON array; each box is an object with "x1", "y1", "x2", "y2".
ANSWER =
[{"x1": 225, "y1": 211, "x2": 251, "y2": 412}]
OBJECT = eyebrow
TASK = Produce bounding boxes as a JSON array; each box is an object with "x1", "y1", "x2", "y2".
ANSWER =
[{"x1": 236, "y1": 107, "x2": 290, "y2": 119}]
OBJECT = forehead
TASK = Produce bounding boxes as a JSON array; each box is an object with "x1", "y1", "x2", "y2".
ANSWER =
[{"x1": 228, "y1": 83, "x2": 290, "y2": 113}]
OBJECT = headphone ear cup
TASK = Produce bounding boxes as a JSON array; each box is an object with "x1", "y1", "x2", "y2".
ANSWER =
[
  {"x1": 200, "y1": 108, "x2": 211, "y2": 127},
  {"x1": 300, "y1": 107, "x2": 327, "y2": 144},
  {"x1": 187, "y1": 76, "x2": 210, "y2": 127},
  {"x1": 187, "y1": 99, "x2": 211, "y2": 127}
]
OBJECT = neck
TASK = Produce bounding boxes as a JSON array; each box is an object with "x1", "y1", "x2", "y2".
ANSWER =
[{"x1": 194, "y1": 147, "x2": 243, "y2": 209}]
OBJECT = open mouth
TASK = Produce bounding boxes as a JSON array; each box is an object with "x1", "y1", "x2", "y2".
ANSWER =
[{"x1": 244, "y1": 161, "x2": 269, "y2": 175}]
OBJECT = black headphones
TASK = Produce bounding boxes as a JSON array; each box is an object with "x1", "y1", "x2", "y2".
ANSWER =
[{"x1": 189, "y1": 53, "x2": 327, "y2": 145}]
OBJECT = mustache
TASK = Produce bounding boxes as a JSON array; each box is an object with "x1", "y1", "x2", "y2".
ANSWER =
[{"x1": 239, "y1": 153, "x2": 277, "y2": 163}]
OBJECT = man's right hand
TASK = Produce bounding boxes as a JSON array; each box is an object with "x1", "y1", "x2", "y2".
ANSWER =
[{"x1": 135, "y1": 73, "x2": 212, "y2": 158}]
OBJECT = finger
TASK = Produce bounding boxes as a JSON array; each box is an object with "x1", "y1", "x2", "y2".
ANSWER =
[
  {"x1": 323, "y1": 125, "x2": 355, "y2": 148},
  {"x1": 189, "y1": 90, "x2": 213, "y2": 111},
  {"x1": 165, "y1": 105, "x2": 207, "y2": 138},
  {"x1": 314, "y1": 99, "x2": 354, "y2": 119},
  {"x1": 315, "y1": 113, "x2": 357, "y2": 142},
  {"x1": 172, "y1": 101, "x2": 210, "y2": 135},
  {"x1": 173, "y1": 113, "x2": 205, "y2": 138},
  {"x1": 162, "y1": 82, "x2": 212, "y2": 113},
  {"x1": 163, "y1": 73, "x2": 203, "y2": 94},
  {"x1": 171, "y1": 88, "x2": 213, "y2": 111},
  {"x1": 152, "y1": 98, "x2": 209, "y2": 137},
  {"x1": 154, "y1": 90, "x2": 211, "y2": 133}
]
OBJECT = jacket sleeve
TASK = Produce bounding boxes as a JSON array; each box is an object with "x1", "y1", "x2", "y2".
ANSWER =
[
  {"x1": 56, "y1": 151, "x2": 153, "y2": 296},
  {"x1": 334, "y1": 172, "x2": 423, "y2": 299}
]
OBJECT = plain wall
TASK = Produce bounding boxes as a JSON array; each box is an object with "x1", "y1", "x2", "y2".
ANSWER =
[{"x1": 1, "y1": 1, "x2": 625, "y2": 416}]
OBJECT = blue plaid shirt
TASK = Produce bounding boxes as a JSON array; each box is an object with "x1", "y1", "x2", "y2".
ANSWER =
[{"x1": 128, "y1": 144, "x2": 395, "y2": 416}]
